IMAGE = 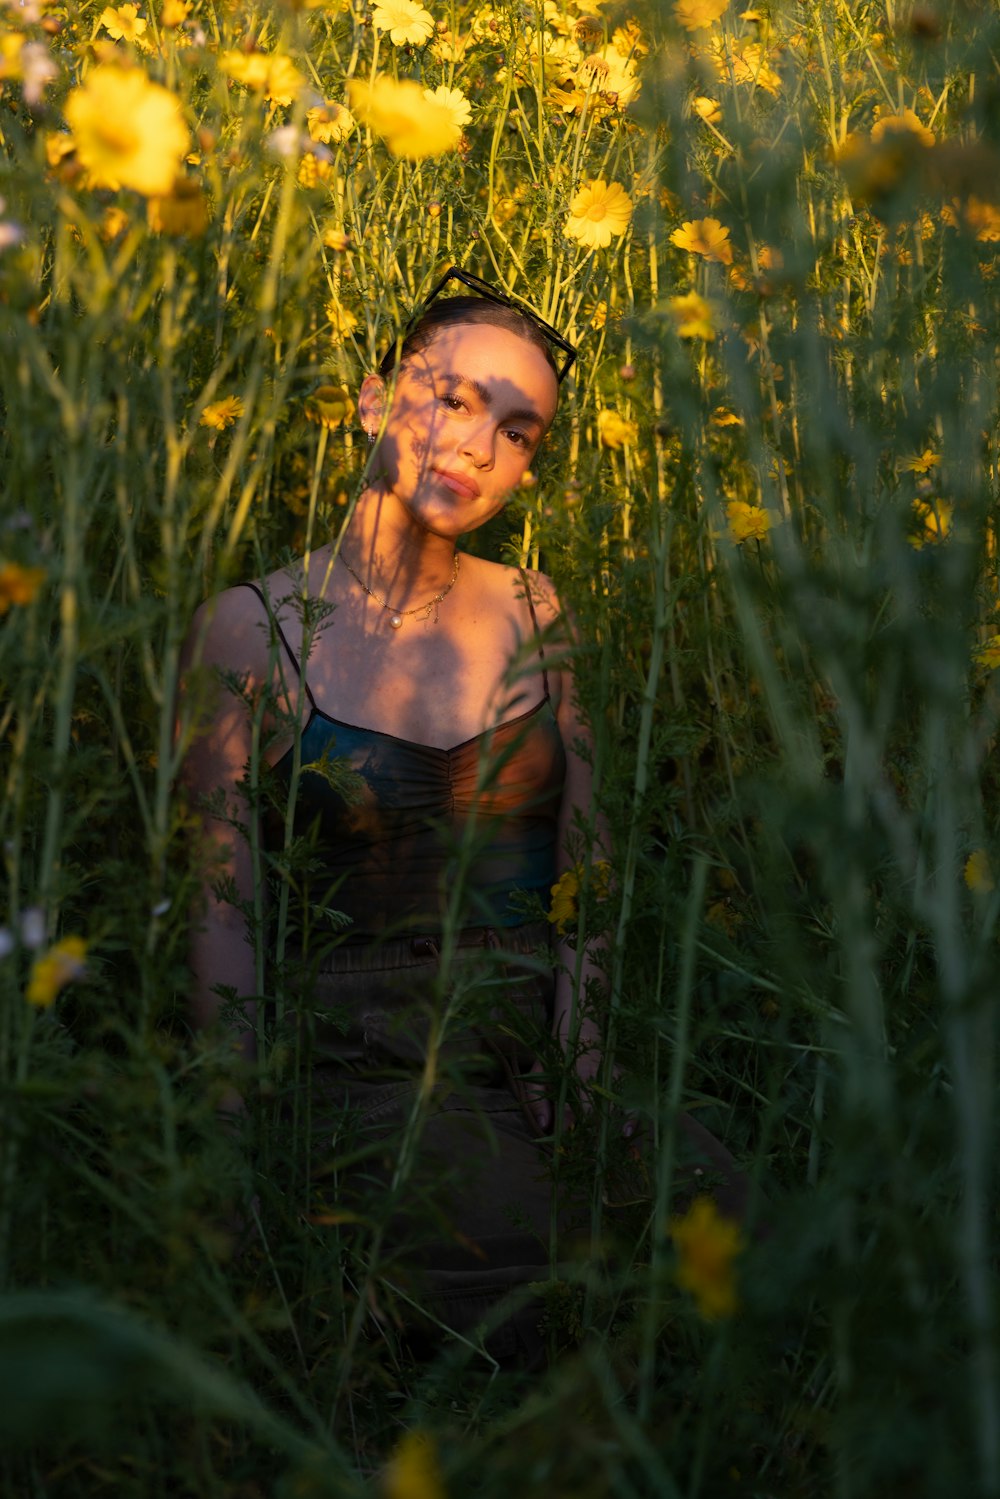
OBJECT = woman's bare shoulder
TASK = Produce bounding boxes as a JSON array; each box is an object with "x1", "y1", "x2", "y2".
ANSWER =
[
  {"x1": 183, "y1": 579, "x2": 272, "y2": 674},
  {"x1": 462, "y1": 555, "x2": 562, "y2": 621}
]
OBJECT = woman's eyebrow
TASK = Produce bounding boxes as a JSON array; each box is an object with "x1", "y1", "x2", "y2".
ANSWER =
[{"x1": 449, "y1": 373, "x2": 546, "y2": 427}]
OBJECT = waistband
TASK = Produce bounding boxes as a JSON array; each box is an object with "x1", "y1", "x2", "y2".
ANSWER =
[{"x1": 308, "y1": 920, "x2": 552, "y2": 976}]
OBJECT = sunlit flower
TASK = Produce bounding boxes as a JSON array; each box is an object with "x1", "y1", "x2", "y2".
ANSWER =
[
  {"x1": 612, "y1": 19, "x2": 648, "y2": 58},
  {"x1": 900, "y1": 448, "x2": 940, "y2": 474},
  {"x1": 26, "y1": 935, "x2": 88, "y2": 1009},
  {"x1": 219, "y1": 52, "x2": 306, "y2": 106},
  {"x1": 708, "y1": 36, "x2": 781, "y2": 94},
  {"x1": 64, "y1": 65, "x2": 189, "y2": 196},
  {"x1": 871, "y1": 108, "x2": 934, "y2": 149},
  {"x1": 160, "y1": 0, "x2": 191, "y2": 26},
  {"x1": 383, "y1": 1430, "x2": 445, "y2": 1499},
  {"x1": 200, "y1": 396, "x2": 245, "y2": 431},
  {"x1": 322, "y1": 226, "x2": 351, "y2": 251},
  {"x1": 974, "y1": 635, "x2": 1000, "y2": 670},
  {"x1": 347, "y1": 76, "x2": 462, "y2": 158},
  {"x1": 965, "y1": 850, "x2": 995, "y2": 894},
  {"x1": 674, "y1": 0, "x2": 728, "y2": 29},
  {"x1": 148, "y1": 176, "x2": 208, "y2": 235},
  {"x1": 597, "y1": 408, "x2": 638, "y2": 448},
  {"x1": 580, "y1": 45, "x2": 641, "y2": 109},
  {"x1": 372, "y1": 0, "x2": 434, "y2": 46},
  {"x1": 325, "y1": 297, "x2": 358, "y2": 345},
  {"x1": 99, "y1": 4, "x2": 151, "y2": 47},
  {"x1": 565, "y1": 178, "x2": 633, "y2": 250},
  {"x1": 670, "y1": 216, "x2": 733, "y2": 264},
  {"x1": 306, "y1": 384, "x2": 355, "y2": 428},
  {"x1": 726, "y1": 500, "x2": 770, "y2": 543},
  {"x1": 0, "y1": 562, "x2": 46, "y2": 613},
  {"x1": 307, "y1": 102, "x2": 355, "y2": 144},
  {"x1": 669, "y1": 291, "x2": 715, "y2": 339},
  {"x1": 692, "y1": 95, "x2": 721, "y2": 124},
  {"x1": 711, "y1": 407, "x2": 743, "y2": 428},
  {"x1": 423, "y1": 84, "x2": 471, "y2": 134},
  {"x1": 671, "y1": 1196, "x2": 743, "y2": 1319},
  {"x1": 909, "y1": 498, "x2": 952, "y2": 548}
]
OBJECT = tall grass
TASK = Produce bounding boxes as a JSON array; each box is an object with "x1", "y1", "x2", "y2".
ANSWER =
[{"x1": 2, "y1": 0, "x2": 999, "y2": 1492}]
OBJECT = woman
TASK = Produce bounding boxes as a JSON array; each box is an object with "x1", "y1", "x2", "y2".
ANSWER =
[{"x1": 181, "y1": 273, "x2": 746, "y2": 1367}]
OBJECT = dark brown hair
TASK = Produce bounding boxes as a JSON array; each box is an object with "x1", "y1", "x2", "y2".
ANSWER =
[{"x1": 376, "y1": 295, "x2": 562, "y2": 383}]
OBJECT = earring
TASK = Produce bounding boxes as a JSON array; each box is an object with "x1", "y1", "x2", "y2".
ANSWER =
[{"x1": 367, "y1": 430, "x2": 376, "y2": 445}]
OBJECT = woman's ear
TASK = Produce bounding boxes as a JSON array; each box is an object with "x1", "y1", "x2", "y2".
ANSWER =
[{"x1": 358, "y1": 374, "x2": 386, "y2": 439}]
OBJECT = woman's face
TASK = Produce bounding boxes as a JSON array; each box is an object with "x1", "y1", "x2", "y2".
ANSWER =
[{"x1": 361, "y1": 321, "x2": 560, "y2": 539}]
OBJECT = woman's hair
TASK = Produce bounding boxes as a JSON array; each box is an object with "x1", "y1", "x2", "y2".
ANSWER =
[{"x1": 376, "y1": 295, "x2": 562, "y2": 383}]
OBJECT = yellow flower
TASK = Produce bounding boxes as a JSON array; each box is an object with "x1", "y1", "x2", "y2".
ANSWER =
[
  {"x1": 383, "y1": 1430, "x2": 445, "y2": 1499},
  {"x1": 669, "y1": 291, "x2": 715, "y2": 339},
  {"x1": 26, "y1": 936, "x2": 88, "y2": 1009},
  {"x1": 200, "y1": 396, "x2": 245, "y2": 431},
  {"x1": 307, "y1": 102, "x2": 355, "y2": 144},
  {"x1": 347, "y1": 76, "x2": 461, "y2": 159},
  {"x1": 710, "y1": 407, "x2": 742, "y2": 428},
  {"x1": 147, "y1": 176, "x2": 208, "y2": 236},
  {"x1": 692, "y1": 95, "x2": 721, "y2": 124},
  {"x1": 219, "y1": 52, "x2": 305, "y2": 106},
  {"x1": 548, "y1": 860, "x2": 611, "y2": 935},
  {"x1": 160, "y1": 0, "x2": 191, "y2": 26},
  {"x1": 670, "y1": 216, "x2": 733, "y2": 264},
  {"x1": 99, "y1": 4, "x2": 151, "y2": 48},
  {"x1": 965, "y1": 850, "x2": 995, "y2": 894},
  {"x1": 726, "y1": 500, "x2": 770, "y2": 544},
  {"x1": 871, "y1": 108, "x2": 934, "y2": 148},
  {"x1": 306, "y1": 384, "x2": 355, "y2": 428},
  {"x1": 64, "y1": 66, "x2": 189, "y2": 197},
  {"x1": 670, "y1": 1195, "x2": 743, "y2": 1320},
  {"x1": 372, "y1": 0, "x2": 434, "y2": 46},
  {"x1": 580, "y1": 45, "x2": 642, "y2": 110},
  {"x1": 708, "y1": 36, "x2": 781, "y2": 94},
  {"x1": 0, "y1": 562, "x2": 46, "y2": 614},
  {"x1": 325, "y1": 298, "x2": 358, "y2": 345},
  {"x1": 597, "y1": 408, "x2": 638, "y2": 449},
  {"x1": 974, "y1": 634, "x2": 1000, "y2": 670},
  {"x1": 900, "y1": 447, "x2": 940, "y2": 474},
  {"x1": 422, "y1": 85, "x2": 471, "y2": 134},
  {"x1": 322, "y1": 226, "x2": 352, "y2": 251},
  {"x1": 674, "y1": 0, "x2": 728, "y2": 29},
  {"x1": 565, "y1": 178, "x2": 633, "y2": 250},
  {"x1": 909, "y1": 498, "x2": 952, "y2": 549}
]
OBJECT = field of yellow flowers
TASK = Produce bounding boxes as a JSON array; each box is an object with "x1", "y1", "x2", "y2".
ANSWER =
[{"x1": 2, "y1": 0, "x2": 1000, "y2": 1493}]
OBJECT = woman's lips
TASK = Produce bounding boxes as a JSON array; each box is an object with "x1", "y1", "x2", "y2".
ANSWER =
[{"x1": 433, "y1": 467, "x2": 481, "y2": 499}]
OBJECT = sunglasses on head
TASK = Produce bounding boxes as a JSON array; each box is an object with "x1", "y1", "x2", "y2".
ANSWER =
[{"x1": 421, "y1": 265, "x2": 578, "y2": 383}]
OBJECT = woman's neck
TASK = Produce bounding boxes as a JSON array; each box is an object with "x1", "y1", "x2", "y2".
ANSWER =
[{"x1": 339, "y1": 486, "x2": 458, "y2": 608}]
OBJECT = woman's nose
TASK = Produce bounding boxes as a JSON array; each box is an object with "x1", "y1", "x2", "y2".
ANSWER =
[{"x1": 461, "y1": 421, "x2": 494, "y2": 468}]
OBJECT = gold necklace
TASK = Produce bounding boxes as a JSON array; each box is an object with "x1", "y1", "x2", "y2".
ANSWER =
[{"x1": 338, "y1": 547, "x2": 461, "y2": 630}]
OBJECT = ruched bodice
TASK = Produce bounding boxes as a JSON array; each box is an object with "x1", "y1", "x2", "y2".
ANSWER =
[{"x1": 270, "y1": 694, "x2": 566, "y2": 935}]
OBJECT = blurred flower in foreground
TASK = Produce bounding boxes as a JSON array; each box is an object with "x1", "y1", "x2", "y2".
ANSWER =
[
  {"x1": 64, "y1": 66, "x2": 189, "y2": 196},
  {"x1": 692, "y1": 95, "x2": 721, "y2": 124},
  {"x1": 671, "y1": 1195, "x2": 743, "y2": 1319},
  {"x1": 900, "y1": 447, "x2": 940, "y2": 474},
  {"x1": 372, "y1": 0, "x2": 434, "y2": 47},
  {"x1": 674, "y1": 0, "x2": 728, "y2": 30},
  {"x1": 26, "y1": 936, "x2": 88, "y2": 1009},
  {"x1": 909, "y1": 498, "x2": 952, "y2": 548},
  {"x1": 306, "y1": 385, "x2": 355, "y2": 428},
  {"x1": 99, "y1": 4, "x2": 151, "y2": 49},
  {"x1": 726, "y1": 500, "x2": 770, "y2": 544},
  {"x1": 347, "y1": 76, "x2": 461, "y2": 158},
  {"x1": 200, "y1": 396, "x2": 245, "y2": 431},
  {"x1": 0, "y1": 562, "x2": 46, "y2": 613},
  {"x1": 670, "y1": 216, "x2": 733, "y2": 264},
  {"x1": 220, "y1": 52, "x2": 306, "y2": 106},
  {"x1": 565, "y1": 178, "x2": 633, "y2": 250},
  {"x1": 307, "y1": 102, "x2": 355, "y2": 144},
  {"x1": 325, "y1": 297, "x2": 358, "y2": 345},
  {"x1": 0, "y1": 908, "x2": 45, "y2": 959},
  {"x1": 20, "y1": 41, "x2": 58, "y2": 106},
  {"x1": 974, "y1": 635, "x2": 1000, "y2": 670},
  {"x1": 160, "y1": 0, "x2": 191, "y2": 26},
  {"x1": 964, "y1": 850, "x2": 995, "y2": 894},
  {"x1": 942, "y1": 196, "x2": 1000, "y2": 243},
  {"x1": 548, "y1": 860, "x2": 611, "y2": 936},
  {"x1": 669, "y1": 291, "x2": 715, "y2": 339},
  {"x1": 383, "y1": 1429, "x2": 445, "y2": 1499},
  {"x1": 597, "y1": 408, "x2": 638, "y2": 448},
  {"x1": 871, "y1": 108, "x2": 935, "y2": 148}
]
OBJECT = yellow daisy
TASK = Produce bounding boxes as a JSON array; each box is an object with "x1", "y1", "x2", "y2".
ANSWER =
[
  {"x1": 64, "y1": 65, "x2": 189, "y2": 196},
  {"x1": 372, "y1": 0, "x2": 434, "y2": 46},
  {"x1": 670, "y1": 216, "x2": 733, "y2": 264},
  {"x1": 200, "y1": 395, "x2": 245, "y2": 431},
  {"x1": 669, "y1": 291, "x2": 715, "y2": 339},
  {"x1": 565, "y1": 178, "x2": 633, "y2": 250},
  {"x1": 347, "y1": 76, "x2": 461, "y2": 158}
]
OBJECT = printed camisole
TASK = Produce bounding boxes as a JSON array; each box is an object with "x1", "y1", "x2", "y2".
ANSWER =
[{"x1": 242, "y1": 579, "x2": 566, "y2": 937}]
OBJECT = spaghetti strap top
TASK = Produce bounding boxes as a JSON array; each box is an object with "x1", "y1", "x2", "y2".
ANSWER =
[{"x1": 237, "y1": 575, "x2": 566, "y2": 937}]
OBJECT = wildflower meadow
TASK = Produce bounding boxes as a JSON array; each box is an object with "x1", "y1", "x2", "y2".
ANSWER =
[{"x1": 2, "y1": 0, "x2": 1000, "y2": 1493}]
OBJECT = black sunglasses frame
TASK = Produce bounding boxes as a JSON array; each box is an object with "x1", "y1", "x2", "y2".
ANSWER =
[{"x1": 419, "y1": 265, "x2": 578, "y2": 382}]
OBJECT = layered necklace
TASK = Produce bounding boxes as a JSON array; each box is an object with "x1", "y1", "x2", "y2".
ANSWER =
[{"x1": 338, "y1": 547, "x2": 461, "y2": 630}]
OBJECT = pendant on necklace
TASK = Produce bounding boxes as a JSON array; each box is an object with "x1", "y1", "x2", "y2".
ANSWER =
[{"x1": 389, "y1": 613, "x2": 403, "y2": 630}]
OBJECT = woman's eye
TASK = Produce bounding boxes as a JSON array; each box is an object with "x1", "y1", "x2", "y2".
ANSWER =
[
  {"x1": 441, "y1": 393, "x2": 466, "y2": 411},
  {"x1": 504, "y1": 428, "x2": 530, "y2": 448}
]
